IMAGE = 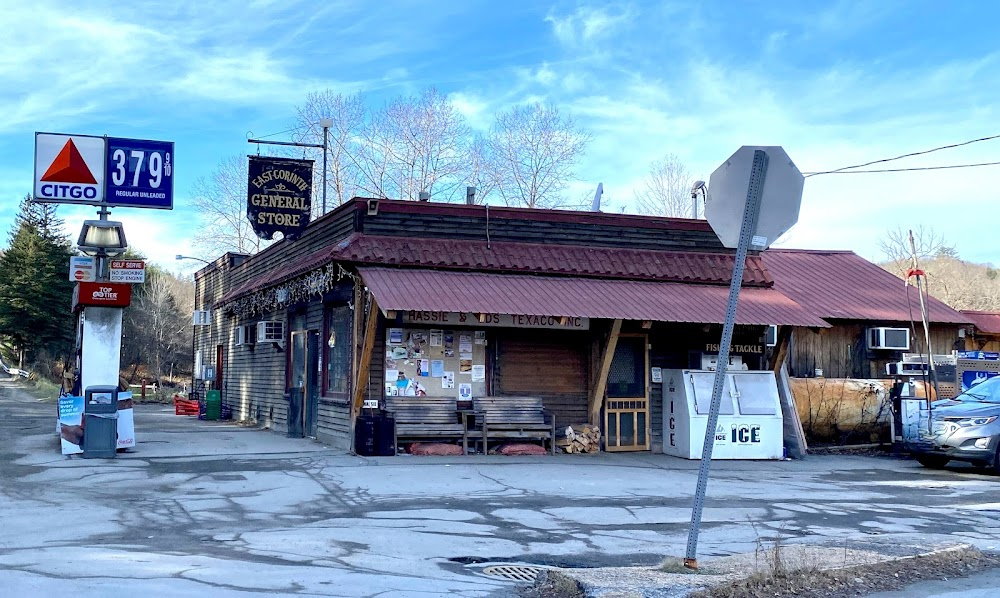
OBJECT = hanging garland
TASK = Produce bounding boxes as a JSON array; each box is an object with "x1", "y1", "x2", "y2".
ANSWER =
[{"x1": 224, "y1": 263, "x2": 357, "y2": 318}]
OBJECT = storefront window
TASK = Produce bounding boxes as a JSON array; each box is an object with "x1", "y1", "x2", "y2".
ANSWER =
[{"x1": 325, "y1": 305, "x2": 351, "y2": 396}]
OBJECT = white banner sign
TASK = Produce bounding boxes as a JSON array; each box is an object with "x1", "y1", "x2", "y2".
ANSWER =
[{"x1": 399, "y1": 311, "x2": 589, "y2": 330}]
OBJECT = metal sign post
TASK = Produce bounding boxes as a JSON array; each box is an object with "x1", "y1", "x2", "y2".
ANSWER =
[{"x1": 684, "y1": 150, "x2": 769, "y2": 570}]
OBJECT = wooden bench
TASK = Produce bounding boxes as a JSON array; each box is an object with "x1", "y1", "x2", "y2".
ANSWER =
[
  {"x1": 384, "y1": 396, "x2": 467, "y2": 453},
  {"x1": 471, "y1": 396, "x2": 556, "y2": 455}
]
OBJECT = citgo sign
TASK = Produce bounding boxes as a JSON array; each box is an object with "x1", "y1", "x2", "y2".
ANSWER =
[{"x1": 34, "y1": 134, "x2": 106, "y2": 204}]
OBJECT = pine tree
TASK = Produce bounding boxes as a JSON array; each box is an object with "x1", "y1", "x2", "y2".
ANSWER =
[{"x1": 0, "y1": 196, "x2": 76, "y2": 367}]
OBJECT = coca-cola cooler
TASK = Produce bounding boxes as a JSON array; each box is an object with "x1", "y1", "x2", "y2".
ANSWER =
[{"x1": 662, "y1": 369, "x2": 784, "y2": 460}]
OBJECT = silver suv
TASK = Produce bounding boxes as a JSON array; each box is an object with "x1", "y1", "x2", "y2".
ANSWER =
[{"x1": 910, "y1": 375, "x2": 1000, "y2": 472}]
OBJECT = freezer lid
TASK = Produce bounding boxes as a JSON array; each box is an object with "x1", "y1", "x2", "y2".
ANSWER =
[
  {"x1": 731, "y1": 373, "x2": 780, "y2": 415},
  {"x1": 690, "y1": 372, "x2": 736, "y2": 415}
]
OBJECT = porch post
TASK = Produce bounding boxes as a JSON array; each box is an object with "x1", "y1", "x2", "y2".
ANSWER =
[{"x1": 589, "y1": 319, "x2": 622, "y2": 426}]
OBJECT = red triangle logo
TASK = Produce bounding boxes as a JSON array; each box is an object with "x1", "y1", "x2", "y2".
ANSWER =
[{"x1": 40, "y1": 139, "x2": 97, "y2": 184}]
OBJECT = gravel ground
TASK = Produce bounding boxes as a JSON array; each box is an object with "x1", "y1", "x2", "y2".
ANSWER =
[{"x1": 521, "y1": 543, "x2": 995, "y2": 598}]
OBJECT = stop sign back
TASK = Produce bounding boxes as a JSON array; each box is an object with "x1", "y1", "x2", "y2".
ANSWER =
[{"x1": 705, "y1": 146, "x2": 804, "y2": 249}]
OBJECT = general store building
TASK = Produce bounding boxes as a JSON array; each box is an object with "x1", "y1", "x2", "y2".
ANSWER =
[{"x1": 192, "y1": 198, "x2": 826, "y2": 452}]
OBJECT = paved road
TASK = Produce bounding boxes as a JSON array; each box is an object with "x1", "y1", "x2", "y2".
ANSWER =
[
  {"x1": 3, "y1": 379, "x2": 1000, "y2": 597},
  {"x1": 865, "y1": 567, "x2": 1000, "y2": 597}
]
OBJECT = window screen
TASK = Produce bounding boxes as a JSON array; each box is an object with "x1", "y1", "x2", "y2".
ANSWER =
[{"x1": 607, "y1": 337, "x2": 646, "y2": 398}]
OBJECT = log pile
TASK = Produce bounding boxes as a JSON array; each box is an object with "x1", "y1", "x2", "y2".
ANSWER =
[{"x1": 555, "y1": 423, "x2": 601, "y2": 454}]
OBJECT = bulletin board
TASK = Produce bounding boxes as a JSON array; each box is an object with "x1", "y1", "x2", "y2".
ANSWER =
[{"x1": 384, "y1": 327, "x2": 488, "y2": 399}]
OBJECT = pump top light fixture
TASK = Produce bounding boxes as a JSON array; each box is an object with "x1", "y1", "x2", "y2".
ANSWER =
[{"x1": 77, "y1": 219, "x2": 128, "y2": 257}]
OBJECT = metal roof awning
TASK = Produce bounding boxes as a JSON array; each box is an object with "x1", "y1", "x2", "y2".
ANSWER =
[{"x1": 358, "y1": 267, "x2": 830, "y2": 327}]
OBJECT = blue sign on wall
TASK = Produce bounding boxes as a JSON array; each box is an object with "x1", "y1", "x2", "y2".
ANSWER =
[{"x1": 104, "y1": 137, "x2": 174, "y2": 209}]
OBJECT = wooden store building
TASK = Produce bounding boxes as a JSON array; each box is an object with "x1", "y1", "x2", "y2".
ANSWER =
[{"x1": 192, "y1": 198, "x2": 828, "y2": 453}]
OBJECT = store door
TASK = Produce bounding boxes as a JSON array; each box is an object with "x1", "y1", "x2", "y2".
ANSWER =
[
  {"x1": 604, "y1": 335, "x2": 650, "y2": 451},
  {"x1": 290, "y1": 330, "x2": 320, "y2": 437}
]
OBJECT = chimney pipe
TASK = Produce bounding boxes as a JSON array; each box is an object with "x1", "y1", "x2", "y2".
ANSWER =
[
  {"x1": 418, "y1": 191, "x2": 430, "y2": 202},
  {"x1": 466, "y1": 186, "x2": 477, "y2": 205},
  {"x1": 591, "y1": 183, "x2": 604, "y2": 212}
]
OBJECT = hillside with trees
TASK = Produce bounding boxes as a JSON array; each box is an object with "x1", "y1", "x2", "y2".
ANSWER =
[{"x1": 878, "y1": 226, "x2": 1000, "y2": 311}]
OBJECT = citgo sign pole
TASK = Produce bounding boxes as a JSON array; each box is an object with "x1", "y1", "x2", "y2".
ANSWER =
[{"x1": 34, "y1": 131, "x2": 174, "y2": 457}]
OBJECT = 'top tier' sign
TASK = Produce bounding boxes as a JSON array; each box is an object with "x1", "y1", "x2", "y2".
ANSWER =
[{"x1": 705, "y1": 146, "x2": 804, "y2": 250}]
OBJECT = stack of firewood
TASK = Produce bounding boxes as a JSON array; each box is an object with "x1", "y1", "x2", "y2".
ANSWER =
[{"x1": 555, "y1": 423, "x2": 601, "y2": 454}]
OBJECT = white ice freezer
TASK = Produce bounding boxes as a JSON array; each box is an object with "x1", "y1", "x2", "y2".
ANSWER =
[{"x1": 662, "y1": 369, "x2": 784, "y2": 460}]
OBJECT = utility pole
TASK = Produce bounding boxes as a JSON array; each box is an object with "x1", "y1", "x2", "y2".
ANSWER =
[{"x1": 320, "y1": 118, "x2": 333, "y2": 214}]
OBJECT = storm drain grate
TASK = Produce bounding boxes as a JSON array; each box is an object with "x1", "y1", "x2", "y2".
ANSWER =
[{"x1": 481, "y1": 565, "x2": 543, "y2": 582}]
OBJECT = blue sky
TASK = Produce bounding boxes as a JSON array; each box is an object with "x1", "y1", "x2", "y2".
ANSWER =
[{"x1": 1, "y1": 0, "x2": 998, "y2": 272}]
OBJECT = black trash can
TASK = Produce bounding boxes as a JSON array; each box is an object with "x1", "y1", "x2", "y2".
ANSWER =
[
  {"x1": 355, "y1": 414, "x2": 395, "y2": 456},
  {"x1": 286, "y1": 388, "x2": 303, "y2": 438},
  {"x1": 355, "y1": 415, "x2": 378, "y2": 456}
]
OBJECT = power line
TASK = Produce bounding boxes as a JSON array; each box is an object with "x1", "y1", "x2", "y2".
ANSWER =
[
  {"x1": 806, "y1": 160, "x2": 1000, "y2": 174},
  {"x1": 804, "y1": 132, "x2": 1000, "y2": 177}
]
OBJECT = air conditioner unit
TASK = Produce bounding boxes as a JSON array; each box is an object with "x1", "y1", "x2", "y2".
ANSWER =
[
  {"x1": 193, "y1": 310, "x2": 211, "y2": 326},
  {"x1": 868, "y1": 327, "x2": 910, "y2": 351},
  {"x1": 257, "y1": 321, "x2": 284, "y2": 343},
  {"x1": 235, "y1": 323, "x2": 255, "y2": 346},
  {"x1": 764, "y1": 325, "x2": 778, "y2": 347}
]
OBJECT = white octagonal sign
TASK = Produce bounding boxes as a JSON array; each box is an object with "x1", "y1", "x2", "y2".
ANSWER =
[
  {"x1": 33, "y1": 133, "x2": 106, "y2": 204},
  {"x1": 705, "y1": 146, "x2": 804, "y2": 249}
]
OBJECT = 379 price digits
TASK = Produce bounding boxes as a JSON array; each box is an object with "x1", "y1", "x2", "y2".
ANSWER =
[{"x1": 110, "y1": 149, "x2": 172, "y2": 188}]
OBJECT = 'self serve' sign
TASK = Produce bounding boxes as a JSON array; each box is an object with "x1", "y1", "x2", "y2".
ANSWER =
[
  {"x1": 109, "y1": 260, "x2": 146, "y2": 283},
  {"x1": 246, "y1": 156, "x2": 314, "y2": 241}
]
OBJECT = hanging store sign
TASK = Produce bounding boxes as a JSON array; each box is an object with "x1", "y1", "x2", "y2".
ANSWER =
[
  {"x1": 246, "y1": 156, "x2": 314, "y2": 241},
  {"x1": 72, "y1": 282, "x2": 133, "y2": 310},
  {"x1": 399, "y1": 311, "x2": 590, "y2": 330}
]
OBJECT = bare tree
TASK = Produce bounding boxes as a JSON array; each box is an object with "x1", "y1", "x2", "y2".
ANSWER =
[
  {"x1": 635, "y1": 153, "x2": 695, "y2": 217},
  {"x1": 190, "y1": 155, "x2": 272, "y2": 258},
  {"x1": 355, "y1": 88, "x2": 470, "y2": 201},
  {"x1": 293, "y1": 90, "x2": 366, "y2": 214},
  {"x1": 462, "y1": 134, "x2": 496, "y2": 204},
  {"x1": 877, "y1": 225, "x2": 952, "y2": 277},
  {"x1": 487, "y1": 103, "x2": 591, "y2": 209},
  {"x1": 122, "y1": 265, "x2": 192, "y2": 383}
]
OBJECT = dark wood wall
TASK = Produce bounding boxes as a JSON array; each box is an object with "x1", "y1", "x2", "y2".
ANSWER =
[{"x1": 789, "y1": 321, "x2": 962, "y2": 379}]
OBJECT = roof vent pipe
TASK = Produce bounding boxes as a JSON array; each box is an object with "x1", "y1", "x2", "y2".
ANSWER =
[
  {"x1": 418, "y1": 191, "x2": 430, "y2": 202},
  {"x1": 591, "y1": 183, "x2": 604, "y2": 212},
  {"x1": 466, "y1": 186, "x2": 476, "y2": 205}
]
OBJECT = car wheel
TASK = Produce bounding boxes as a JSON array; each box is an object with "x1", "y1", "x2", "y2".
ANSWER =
[{"x1": 915, "y1": 455, "x2": 949, "y2": 469}]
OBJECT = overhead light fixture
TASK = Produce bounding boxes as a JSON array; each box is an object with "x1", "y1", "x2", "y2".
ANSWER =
[{"x1": 77, "y1": 219, "x2": 127, "y2": 257}]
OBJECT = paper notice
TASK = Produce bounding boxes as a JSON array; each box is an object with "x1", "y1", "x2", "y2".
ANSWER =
[{"x1": 471, "y1": 364, "x2": 486, "y2": 380}]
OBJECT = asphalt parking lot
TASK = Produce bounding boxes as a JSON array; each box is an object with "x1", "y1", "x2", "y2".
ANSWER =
[{"x1": 3, "y1": 380, "x2": 1000, "y2": 597}]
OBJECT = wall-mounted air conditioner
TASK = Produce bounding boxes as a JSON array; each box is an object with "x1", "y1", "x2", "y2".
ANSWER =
[
  {"x1": 867, "y1": 327, "x2": 910, "y2": 351},
  {"x1": 235, "y1": 324, "x2": 256, "y2": 346},
  {"x1": 193, "y1": 310, "x2": 211, "y2": 326},
  {"x1": 257, "y1": 321, "x2": 284, "y2": 343},
  {"x1": 764, "y1": 325, "x2": 778, "y2": 347}
]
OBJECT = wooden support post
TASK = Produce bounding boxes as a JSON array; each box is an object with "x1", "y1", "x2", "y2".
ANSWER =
[
  {"x1": 589, "y1": 319, "x2": 622, "y2": 426},
  {"x1": 769, "y1": 325, "x2": 793, "y2": 373},
  {"x1": 352, "y1": 296, "x2": 380, "y2": 417}
]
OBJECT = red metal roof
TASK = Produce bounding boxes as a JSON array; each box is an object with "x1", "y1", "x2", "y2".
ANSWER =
[
  {"x1": 761, "y1": 249, "x2": 970, "y2": 325},
  {"x1": 331, "y1": 234, "x2": 771, "y2": 286},
  {"x1": 359, "y1": 267, "x2": 829, "y2": 327},
  {"x1": 962, "y1": 311, "x2": 1000, "y2": 334}
]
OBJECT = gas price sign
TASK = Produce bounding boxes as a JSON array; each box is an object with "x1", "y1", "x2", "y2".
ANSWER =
[{"x1": 104, "y1": 137, "x2": 174, "y2": 209}]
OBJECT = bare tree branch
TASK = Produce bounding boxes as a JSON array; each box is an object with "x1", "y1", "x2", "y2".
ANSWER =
[
  {"x1": 635, "y1": 153, "x2": 694, "y2": 217},
  {"x1": 190, "y1": 155, "x2": 271, "y2": 257},
  {"x1": 487, "y1": 103, "x2": 591, "y2": 208}
]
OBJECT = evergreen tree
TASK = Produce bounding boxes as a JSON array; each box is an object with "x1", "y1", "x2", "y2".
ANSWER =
[{"x1": 0, "y1": 196, "x2": 76, "y2": 367}]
